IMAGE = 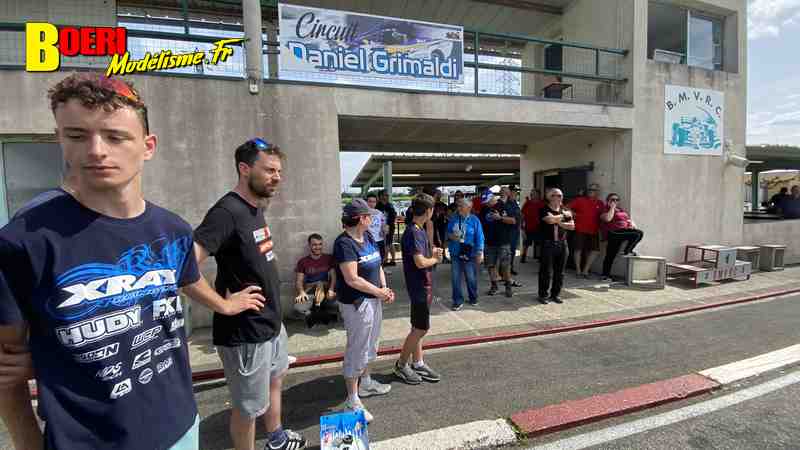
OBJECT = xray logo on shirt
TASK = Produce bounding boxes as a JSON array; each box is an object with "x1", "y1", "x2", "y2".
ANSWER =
[{"x1": 253, "y1": 225, "x2": 275, "y2": 261}]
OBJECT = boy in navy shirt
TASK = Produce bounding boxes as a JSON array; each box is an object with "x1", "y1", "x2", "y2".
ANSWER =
[
  {"x1": 0, "y1": 73, "x2": 263, "y2": 450},
  {"x1": 394, "y1": 193, "x2": 444, "y2": 384}
]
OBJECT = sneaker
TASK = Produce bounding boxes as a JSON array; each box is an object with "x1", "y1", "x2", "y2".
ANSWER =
[
  {"x1": 394, "y1": 361, "x2": 422, "y2": 385},
  {"x1": 601, "y1": 276, "x2": 613, "y2": 282},
  {"x1": 344, "y1": 396, "x2": 374, "y2": 423},
  {"x1": 549, "y1": 296, "x2": 563, "y2": 304},
  {"x1": 487, "y1": 285, "x2": 498, "y2": 296},
  {"x1": 537, "y1": 296, "x2": 548, "y2": 304},
  {"x1": 505, "y1": 284, "x2": 513, "y2": 298},
  {"x1": 265, "y1": 429, "x2": 307, "y2": 450},
  {"x1": 511, "y1": 280, "x2": 523, "y2": 287},
  {"x1": 452, "y1": 303, "x2": 464, "y2": 311},
  {"x1": 468, "y1": 300, "x2": 479, "y2": 306},
  {"x1": 358, "y1": 377, "x2": 391, "y2": 398},
  {"x1": 412, "y1": 362, "x2": 442, "y2": 382}
]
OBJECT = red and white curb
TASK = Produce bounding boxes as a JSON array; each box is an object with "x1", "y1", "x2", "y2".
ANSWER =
[{"x1": 368, "y1": 343, "x2": 800, "y2": 450}]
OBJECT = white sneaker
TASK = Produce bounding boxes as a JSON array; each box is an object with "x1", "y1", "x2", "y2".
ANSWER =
[
  {"x1": 358, "y1": 377, "x2": 391, "y2": 397},
  {"x1": 344, "y1": 396, "x2": 374, "y2": 423}
]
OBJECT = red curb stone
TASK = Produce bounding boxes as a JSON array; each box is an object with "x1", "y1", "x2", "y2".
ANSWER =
[{"x1": 511, "y1": 374, "x2": 720, "y2": 436}]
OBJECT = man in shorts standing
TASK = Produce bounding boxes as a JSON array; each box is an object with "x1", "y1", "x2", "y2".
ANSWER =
[
  {"x1": 568, "y1": 183, "x2": 604, "y2": 278},
  {"x1": 194, "y1": 138, "x2": 306, "y2": 450},
  {"x1": 0, "y1": 73, "x2": 264, "y2": 450},
  {"x1": 394, "y1": 194, "x2": 444, "y2": 384}
]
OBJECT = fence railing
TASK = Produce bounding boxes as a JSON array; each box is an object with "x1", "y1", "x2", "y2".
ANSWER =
[{"x1": 0, "y1": 20, "x2": 629, "y2": 105}]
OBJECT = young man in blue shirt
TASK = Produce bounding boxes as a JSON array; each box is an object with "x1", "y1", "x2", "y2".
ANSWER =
[
  {"x1": 0, "y1": 73, "x2": 264, "y2": 450},
  {"x1": 394, "y1": 193, "x2": 444, "y2": 384}
]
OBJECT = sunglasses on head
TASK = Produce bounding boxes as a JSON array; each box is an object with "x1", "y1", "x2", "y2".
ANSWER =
[
  {"x1": 248, "y1": 137, "x2": 271, "y2": 150},
  {"x1": 95, "y1": 76, "x2": 150, "y2": 134}
]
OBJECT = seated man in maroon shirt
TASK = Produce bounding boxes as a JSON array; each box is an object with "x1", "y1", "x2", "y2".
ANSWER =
[{"x1": 294, "y1": 233, "x2": 338, "y2": 327}]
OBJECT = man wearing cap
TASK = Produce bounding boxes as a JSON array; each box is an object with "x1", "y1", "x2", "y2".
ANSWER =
[
  {"x1": 334, "y1": 199, "x2": 395, "y2": 423},
  {"x1": 567, "y1": 183, "x2": 604, "y2": 278},
  {"x1": 194, "y1": 138, "x2": 306, "y2": 450}
]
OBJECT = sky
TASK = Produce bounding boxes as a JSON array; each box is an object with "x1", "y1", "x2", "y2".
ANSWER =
[{"x1": 340, "y1": 0, "x2": 800, "y2": 192}]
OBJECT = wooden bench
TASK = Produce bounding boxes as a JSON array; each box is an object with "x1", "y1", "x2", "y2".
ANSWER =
[
  {"x1": 624, "y1": 255, "x2": 666, "y2": 289},
  {"x1": 759, "y1": 244, "x2": 787, "y2": 271},
  {"x1": 667, "y1": 262, "x2": 713, "y2": 287},
  {"x1": 735, "y1": 246, "x2": 761, "y2": 273}
]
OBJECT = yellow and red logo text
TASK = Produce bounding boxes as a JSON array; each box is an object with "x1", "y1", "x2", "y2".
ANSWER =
[
  {"x1": 26, "y1": 23, "x2": 126, "y2": 72},
  {"x1": 26, "y1": 23, "x2": 241, "y2": 76}
]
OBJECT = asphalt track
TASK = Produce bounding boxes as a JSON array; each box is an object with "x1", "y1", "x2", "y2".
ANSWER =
[{"x1": 192, "y1": 292, "x2": 800, "y2": 449}]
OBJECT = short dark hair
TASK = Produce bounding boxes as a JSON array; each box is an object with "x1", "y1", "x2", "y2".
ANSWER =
[
  {"x1": 780, "y1": 187, "x2": 789, "y2": 193},
  {"x1": 365, "y1": 192, "x2": 378, "y2": 200},
  {"x1": 411, "y1": 193, "x2": 435, "y2": 217},
  {"x1": 234, "y1": 139, "x2": 285, "y2": 176},
  {"x1": 341, "y1": 216, "x2": 360, "y2": 227},
  {"x1": 308, "y1": 233, "x2": 323, "y2": 243}
]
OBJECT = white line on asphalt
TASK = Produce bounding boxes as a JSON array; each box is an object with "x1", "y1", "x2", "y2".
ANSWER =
[
  {"x1": 700, "y1": 343, "x2": 800, "y2": 384},
  {"x1": 528, "y1": 369, "x2": 800, "y2": 450},
  {"x1": 371, "y1": 419, "x2": 517, "y2": 450}
]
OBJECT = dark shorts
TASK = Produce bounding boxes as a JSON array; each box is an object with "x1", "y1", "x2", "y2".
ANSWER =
[
  {"x1": 524, "y1": 231, "x2": 540, "y2": 247},
  {"x1": 410, "y1": 296, "x2": 431, "y2": 331},
  {"x1": 377, "y1": 240, "x2": 387, "y2": 260},
  {"x1": 386, "y1": 225, "x2": 395, "y2": 245},
  {"x1": 485, "y1": 245, "x2": 511, "y2": 270},
  {"x1": 573, "y1": 231, "x2": 600, "y2": 253}
]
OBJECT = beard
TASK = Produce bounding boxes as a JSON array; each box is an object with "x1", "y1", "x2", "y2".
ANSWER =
[{"x1": 248, "y1": 176, "x2": 278, "y2": 199}]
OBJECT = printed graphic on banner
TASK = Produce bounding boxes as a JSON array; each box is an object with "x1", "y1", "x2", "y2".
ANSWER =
[
  {"x1": 320, "y1": 410, "x2": 369, "y2": 450},
  {"x1": 664, "y1": 85, "x2": 724, "y2": 155},
  {"x1": 279, "y1": 3, "x2": 464, "y2": 88}
]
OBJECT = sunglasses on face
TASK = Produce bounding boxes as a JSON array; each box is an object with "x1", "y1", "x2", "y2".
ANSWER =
[
  {"x1": 610, "y1": 198, "x2": 620, "y2": 202},
  {"x1": 96, "y1": 76, "x2": 150, "y2": 133}
]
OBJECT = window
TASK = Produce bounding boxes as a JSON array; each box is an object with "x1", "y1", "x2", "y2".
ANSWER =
[
  {"x1": 1, "y1": 143, "x2": 63, "y2": 222},
  {"x1": 648, "y1": 1, "x2": 723, "y2": 71}
]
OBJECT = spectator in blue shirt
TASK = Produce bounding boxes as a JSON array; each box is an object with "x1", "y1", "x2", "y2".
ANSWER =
[{"x1": 447, "y1": 199, "x2": 485, "y2": 310}]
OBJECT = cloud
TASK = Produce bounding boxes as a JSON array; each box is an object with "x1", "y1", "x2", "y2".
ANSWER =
[
  {"x1": 763, "y1": 109, "x2": 800, "y2": 125},
  {"x1": 748, "y1": 0, "x2": 800, "y2": 40},
  {"x1": 776, "y1": 101, "x2": 799, "y2": 110}
]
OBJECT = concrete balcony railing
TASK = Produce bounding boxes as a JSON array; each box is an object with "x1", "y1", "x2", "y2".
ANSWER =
[{"x1": 0, "y1": 19, "x2": 629, "y2": 106}]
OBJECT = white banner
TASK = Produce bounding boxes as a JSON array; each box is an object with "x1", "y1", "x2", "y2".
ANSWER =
[
  {"x1": 664, "y1": 85, "x2": 725, "y2": 156},
  {"x1": 279, "y1": 3, "x2": 464, "y2": 89}
]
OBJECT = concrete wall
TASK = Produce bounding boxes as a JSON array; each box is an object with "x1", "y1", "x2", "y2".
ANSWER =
[
  {"x1": 743, "y1": 221, "x2": 800, "y2": 265},
  {"x1": 628, "y1": 0, "x2": 747, "y2": 262},
  {"x1": 561, "y1": 0, "x2": 635, "y2": 103}
]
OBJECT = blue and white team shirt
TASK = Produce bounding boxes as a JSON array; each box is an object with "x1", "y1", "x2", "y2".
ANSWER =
[
  {"x1": 333, "y1": 231, "x2": 382, "y2": 305},
  {"x1": 0, "y1": 195, "x2": 199, "y2": 450}
]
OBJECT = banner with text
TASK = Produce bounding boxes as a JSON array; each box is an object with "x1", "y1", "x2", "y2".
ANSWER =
[
  {"x1": 279, "y1": 3, "x2": 464, "y2": 89},
  {"x1": 664, "y1": 85, "x2": 725, "y2": 156}
]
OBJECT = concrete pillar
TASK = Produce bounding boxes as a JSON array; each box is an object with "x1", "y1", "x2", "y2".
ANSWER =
[
  {"x1": 243, "y1": 0, "x2": 263, "y2": 88},
  {"x1": 751, "y1": 170, "x2": 760, "y2": 211},
  {"x1": 265, "y1": 21, "x2": 279, "y2": 79},
  {"x1": 383, "y1": 161, "x2": 393, "y2": 201}
]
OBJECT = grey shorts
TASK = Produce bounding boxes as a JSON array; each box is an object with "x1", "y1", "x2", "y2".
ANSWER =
[
  {"x1": 485, "y1": 245, "x2": 511, "y2": 270},
  {"x1": 217, "y1": 325, "x2": 289, "y2": 418}
]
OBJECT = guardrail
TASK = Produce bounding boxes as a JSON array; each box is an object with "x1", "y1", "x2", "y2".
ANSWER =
[{"x1": 0, "y1": 20, "x2": 629, "y2": 104}]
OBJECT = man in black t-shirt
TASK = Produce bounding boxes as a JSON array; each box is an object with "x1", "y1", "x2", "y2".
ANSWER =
[
  {"x1": 480, "y1": 195, "x2": 517, "y2": 297},
  {"x1": 376, "y1": 190, "x2": 398, "y2": 266},
  {"x1": 194, "y1": 139, "x2": 306, "y2": 450}
]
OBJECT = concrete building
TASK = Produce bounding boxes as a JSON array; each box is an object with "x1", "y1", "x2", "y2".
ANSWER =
[{"x1": 3, "y1": 0, "x2": 791, "y2": 330}]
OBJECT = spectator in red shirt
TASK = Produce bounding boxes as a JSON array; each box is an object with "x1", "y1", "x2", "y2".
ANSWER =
[
  {"x1": 600, "y1": 193, "x2": 645, "y2": 281},
  {"x1": 521, "y1": 188, "x2": 545, "y2": 263},
  {"x1": 472, "y1": 187, "x2": 489, "y2": 214},
  {"x1": 294, "y1": 233, "x2": 338, "y2": 327},
  {"x1": 568, "y1": 183, "x2": 604, "y2": 278}
]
